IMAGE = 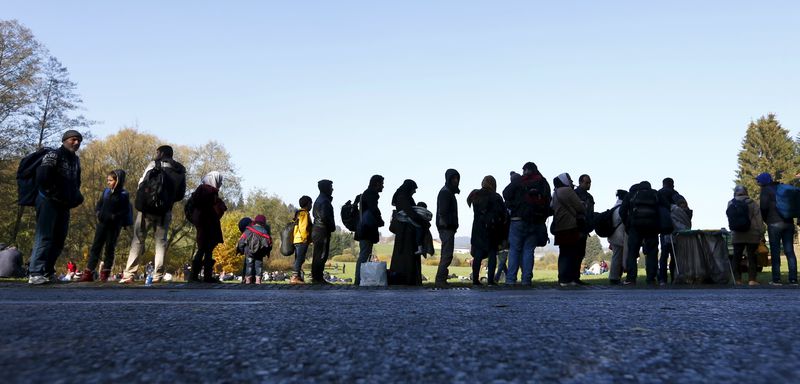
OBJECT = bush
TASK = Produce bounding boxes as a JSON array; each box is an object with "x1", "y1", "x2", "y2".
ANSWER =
[
  {"x1": 423, "y1": 257, "x2": 440, "y2": 266},
  {"x1": 264, "y1": 256, "x2": 294, "y2": 271},
  {"x1": 332, "y1": 254, "x2": 357, "y2": 262}
]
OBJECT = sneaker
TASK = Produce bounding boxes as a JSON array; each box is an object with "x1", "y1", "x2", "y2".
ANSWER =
[
  {"x1": 769, "y1": 281, "x2": 783, "y2": 286},
  {"x1": 623, "y1": 281, "x2": 636, "y2": 286},
  {"x1": 46, "y1": 274, "x2": 58, "y2": 283},
  {"x1": 609, "y1": 279, "x2": 622, "y2": 286},
  {"x1": 559, "y1": 282, "x2": 577, "y2": 287},
  {"x1": 28, "y1": 275, "x2": 48, "y2": 285},
  {"x1": 118, "y1": 276, "x2": 135, "y2": 284},
  {"x1": 748, "y1": 281, "x2": 760, "y2": 286},
  {"x1": 790, "y1": 280, "x2": 799, "y2": 286}
]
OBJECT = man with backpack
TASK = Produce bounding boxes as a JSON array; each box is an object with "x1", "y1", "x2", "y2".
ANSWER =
[
  {"x1": 311, "y1": 180, "x2": 335, "y2": 284},
  {"x1": 435, "y1": 169, "x2": 461, "y2": 288},
  {"x1": 354, "y1": 175, "x2": 385, "y2": 286},
  {"x1": 574, "y1": 174, "x2": 595, "y2": 285},
  {"x1": 757, "y1": 172, "x2": 797, "y2": 285},
  {"x1": 27, "y1": 130, "x2": 84, "y2": 285},
  {"x1": 120, "y1": 145, "x2": 187, "y2": 284},
  {"x1": 727, "y1": 186, "x2": 765, "y2": 285},
  {"x1": 619, "y1": 181, "x2": 661, "y2": 285},
  {"x1": 502, "y1": 162, "x2": 552, "y2": 286}
]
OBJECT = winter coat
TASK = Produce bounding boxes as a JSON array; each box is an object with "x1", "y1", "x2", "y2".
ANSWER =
[
  {"x1": 731, "y1": 195, "x2": 765, "y2": 244},
  {"x1": 138, "y1": 158, "x2": 187, "y2": 210},
  {"x1": 36, "y1": 145, "x2": 83, "y2": 208},
  {"x1": 502, "y1": 171, "x2": 552, "y2": 224},
  {"x1": 95, "y1": 170, "x2": 130, "y2": 227},
  {"x1": 658, "y1": 187, "x2": 680, "y2": 207},
  {"x1": 191, "y1": 184, "x2": 226, "y2": 248},
  {"x1": 312, "y1": 192, "x2": 335, "y2": 235},
  {"x1": 759, "y1": 183, "x2": 793, "y2": 225},
  {"x1": 237, "y1": 223, "x2": 273, "y2": 259},
  {"x1": 609, "y1": 199, "x2": 626, "y2": 247},
  {"x1": 389, "y1": 180, "x2": 428, "y2": 285},
  {"x1": 575, "y1": 186, "x2": 595, "y2": 232},
  {"x1": 468, "y1": 188, "x2": 507, "y2": 251},
  {"x1": 293, "y1": 209, "x2": 312, "y2": 244},
  {"x1": 551, "y1": 186, "x2": 586, "y2": 234},
  {"x1": 356, "y1": 187, "x2": 384, "y2": 243},
  {"x1": 436, "y1": 169, "x2": 460, "y2": 231}
]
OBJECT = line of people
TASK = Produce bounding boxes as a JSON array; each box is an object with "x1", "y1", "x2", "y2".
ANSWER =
[{"x1": 24, "y1": 130, "x2": 798, "y2": 286}]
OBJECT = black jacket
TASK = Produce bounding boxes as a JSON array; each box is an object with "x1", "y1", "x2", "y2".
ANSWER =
[
  {"x1": 575, "y1": 186, "x2": 595, "y2": 233},
  {"x1": 657, "y1": 187, "x2": 680, "y2": 207},
  {"x1": 760, "y1": 183, "x2": 793, "y2": 225},
  {"x1": 468, "y1": 188, "x2": 507, "y2": 251},
  {"x1": 356, "y1": 187, "x2": 384, "y2": 243},
  {"x1": 436, "y1": 169, "x2": 460, "y2": 231},
  {"x1": 36, "y1": 146, "x2": 83, "y2": 208},
  {"x1": 313, "y1": 193, "x2": 335, "y2": 235},
  {"x1": 95, "y1": 170, "x2": 130, "y2": 227}
]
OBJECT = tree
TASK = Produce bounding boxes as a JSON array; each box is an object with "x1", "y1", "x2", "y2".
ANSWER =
[
  {"x1": 735, "y1": 114, "x2": 800, "y2": 198},
  {"x1": 583, "y1": 235, "x2": 605, "y2": 266},
  {"x1": 0, "y1": 19, "x2": 41, "y2": 157}
]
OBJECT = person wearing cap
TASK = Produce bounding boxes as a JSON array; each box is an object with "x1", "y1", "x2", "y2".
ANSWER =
[
  {"x1": 757, "y1": 172, "x2": 797, "y2": 285},
  {"x1": 502, "y1": 162, "x2": 552, "y2": 286},
  {"x1": 120, "y1": 145, "x2": 187, "y2": 284},
  {"x1": 28, "y1": 130, "x2": 85, "y2": 285},
  {"x1": 311, "y1": 180, "x2": 335, "y2": 284},
  {"x1": 238, "y1": 215, "x2": 272, "y2": 284}
]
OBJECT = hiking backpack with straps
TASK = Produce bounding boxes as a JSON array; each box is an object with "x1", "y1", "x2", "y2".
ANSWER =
[
  {"x1": 16, "y1": 147, "x2": 54, "y2": 206},
  {"x1": 341, "y1": 194, "x2": 361, "y2": 232},
  {"x1": 280, "y1": 217, "x2": 297, "y2": 256},
  {"x1": 726, "y1": 198, "x2": 751, "y2": 232},
  {"x1": 628, "y1": 189, "x2": 659, "y2": 231},
  {"x1": 135, "y1": 161, "x2": 174, "y2": 216},
  {"x1": 593, "y1": 205, "x2": 620, "y2": 238}
]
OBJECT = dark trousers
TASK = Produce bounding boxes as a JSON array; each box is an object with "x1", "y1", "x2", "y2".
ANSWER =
[
  {"x1": 472, "y1": 247, "x2": 497, "y2": 284},
  {"x1": 435, "y1": 229, "x2": 456, "y2": 283},
  {"x1": 294, "y1": 243, "x2": 309, "y2": 277},
  {"x1": 311, "y1": 233, "x2": 331, "y2": 282},
  {"x1": 355, "y1": 240, "x2": 374, "y2": 285},
  {"x1": 558, "y1": 242, "x2": 582, "y2": 284},
  {"x1": 658, "y1": 235, "x2": 675, "y2": 283},
  {"x1": 625, "y1": 228, "x2": 659, "y2": 283},
  {"x1": 245, "y1": 256, "x2": 263, "y2": 279},
  {"x1": 191, "y1": 246, "x2": 215, "y2": 278},
  {"x1": 87, "y1": 222, "x2": 122, "y2": 272},
  {"x1": 576, "y1": 235, "x2": 588, "y2": 281},
  {"x1": 731, "y1": 243, "x2": 759, "y2": 282},
  {"x1": 29, "y1": 194, "x2": 70, "y2": 277}
]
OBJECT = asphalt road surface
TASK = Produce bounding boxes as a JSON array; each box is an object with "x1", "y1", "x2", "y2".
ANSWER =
[{"x1": 1, "y1": 284, "x2": 798, "y2": 383}]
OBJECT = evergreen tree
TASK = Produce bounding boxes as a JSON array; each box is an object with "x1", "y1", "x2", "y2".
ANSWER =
[{"x1": 735, "y1": 114, "x2": 799, "y2": 199}]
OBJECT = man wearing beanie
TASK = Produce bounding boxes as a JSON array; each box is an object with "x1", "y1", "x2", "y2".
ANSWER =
[
  {"x1": 757, "y1": 172, "x2": 798, "y2": 285},
  {"x1": 120, "y1": 145, "x2": 187, "y2": 284},
  {"x1": 28, "y1": 130, "x2": 84, "y2": 284},
  {"x1": 311, "y1": 179, "x2": 335, "y2": 284}
]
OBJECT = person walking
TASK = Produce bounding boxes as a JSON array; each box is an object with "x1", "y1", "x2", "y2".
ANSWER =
[
  {"x1": 466, "y1": 176, "x2": 507, "y2": 286},
  {"x1": 757, "y1": 172, "x2": 797, "y2": 285},
  {"x1": 388, "y1": 180, "x2": 429, "y2": 286},
  {"x1": 728, "y1": 186, "x2": 765, "y2": 285},
  {"x1": 311, "y1": 180, "x2": 335, "y2": 284},
  {"x1": 435, "y1": 169, "x2": 460, "y2": 288},
  {"x1": 291, "y1": 196, "x2": 313, "y2": 284},
  {"x1": 120, "y1": 145, "x2": 186, "y2": 284},
  {"x1": 608, "y1": 190, "x2": 627, "y2": 285},
  {"x1": 81, "y1": 170, "x2": 130, "y2": 282},
  {"x1": 551, "y1": 173, "x2": 586, "y2": 286},
  {"x1": 355, "y1": 175, "x2": 385, "y2": 286},
  {"x1": 574, "y1": 174, "x2": 595, "y2": 285},
  {"x1": 187, "y1": 172, "x2": 227, "y2": 283},
  {"x1": 28, "y1": 130, "x2": 84, "y2": 285},
  {"x1": 502, "y1": 162, "x2": 552, "y2": 286}
]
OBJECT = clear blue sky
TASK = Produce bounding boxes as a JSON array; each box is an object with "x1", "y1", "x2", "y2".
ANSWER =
[{"x1": 6, "y1": 0, "x2": 800, "y2": 238}]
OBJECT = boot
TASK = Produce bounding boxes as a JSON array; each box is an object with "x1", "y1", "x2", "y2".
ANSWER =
[
  {"x1": 79, "y1": 269, "x2": 94, "y2": 282},
  {"x1": 290, "y1": 275, "x2": 304, "y2": 285},
  {"x1": 255, "y1": 276, "x2": 262, "y2": 285},
  {"x1": 245, "y1": 276, "x2": 252, "y2": 284},
  {"x1": 202, "y1": 264, "x2": 220, "y2": 283},
  {"x1": 99, "y1": 269, "x2": 111, "y2": 282}
]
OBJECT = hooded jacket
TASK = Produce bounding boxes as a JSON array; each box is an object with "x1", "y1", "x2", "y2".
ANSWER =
[
  {"x1": 467, "y1": 184, "x2": 507, "y2": 251},
  {"x1": 356, "y1": 182, "x2": 384, "y2": 243},
  {"x1": 313, "y1": 180, "x2": 335, "y2": 235},
  {"x1": 95, "y1": 170, "x2": 130, "y2": 226},
  {"x1": 36, "y1": 145, "x2": 84, "y2": 208},
  {"x1": 392, "y1": 180, "x2": 426, "y2": 226},
  {"x1": 436, "y1": 169, "x2": 460, "y2": 231}
]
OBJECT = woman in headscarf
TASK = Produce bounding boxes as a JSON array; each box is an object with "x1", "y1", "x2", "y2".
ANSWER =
[
  {"x1": 388, "y1": 180, "x2": 430, "y2": 285},
  {"x1": 467, "y1": 176, "x2": 507, "y2": 286},
  {"x1": 188, "y1": 171, "x2": 227, "y2": 283},
  {"x1": 550, "y1": 173, "x2": 585, "y2": 286}
]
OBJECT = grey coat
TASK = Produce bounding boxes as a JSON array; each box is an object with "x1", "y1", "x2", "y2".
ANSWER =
[{"x1": 730, "y1": 195, "x2": 765, "y2": 244}]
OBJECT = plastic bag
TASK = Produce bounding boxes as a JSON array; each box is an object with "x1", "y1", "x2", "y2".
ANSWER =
[{"x1": 359, "y1": 261, "x2": 388, "y2": 286}]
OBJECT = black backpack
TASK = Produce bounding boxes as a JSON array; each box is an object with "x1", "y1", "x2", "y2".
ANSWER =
[
  {"x1": 16, "y1": 147, "x2": 53, "y2": 206},
  {"x1": 593, "y1": 206, "x2": 620, "y2": 238},
  {"x1": 341, "y1": 194, "x2": 361, "y2": 232},
  {"x1": 183, "y1": 195, "x2": 196, "y2": 224},
  {"x1": 513, "y1": 175, "x2": 553, "y2": 222},
  {"x1": 628, "y1": 189, "x2": 659, "y2": 231},
  {"x1": 135, "y1": 162, "x2": 174, "y2": 216},
  {"x1": 727, "y1": 199, "x2": 751, "y2": 232}
]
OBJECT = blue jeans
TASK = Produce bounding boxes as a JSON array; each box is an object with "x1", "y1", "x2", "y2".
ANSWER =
[
  {"x1": 507, "y1": 221, "x2": 545, "y2": 285},
  {"x1": 625, "y1": 228, "x2": 659, "y2": 283},
  {"x1": 355, "y1": 240, "x2": 374, "y2": 285},
  {"x1": 29, "y1": 194, "x2": 70, "y2": 277},
  {"x1": 293, "y1": 243, "x2": 309, "y2": 277},
  {"x1": 768, "y1": 223, "x2": 797, "y2": 283}
]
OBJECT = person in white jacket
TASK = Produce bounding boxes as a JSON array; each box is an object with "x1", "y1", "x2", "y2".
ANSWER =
[{"x1": 608, "y1": 190, "x2": 628, "y2": 285}]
